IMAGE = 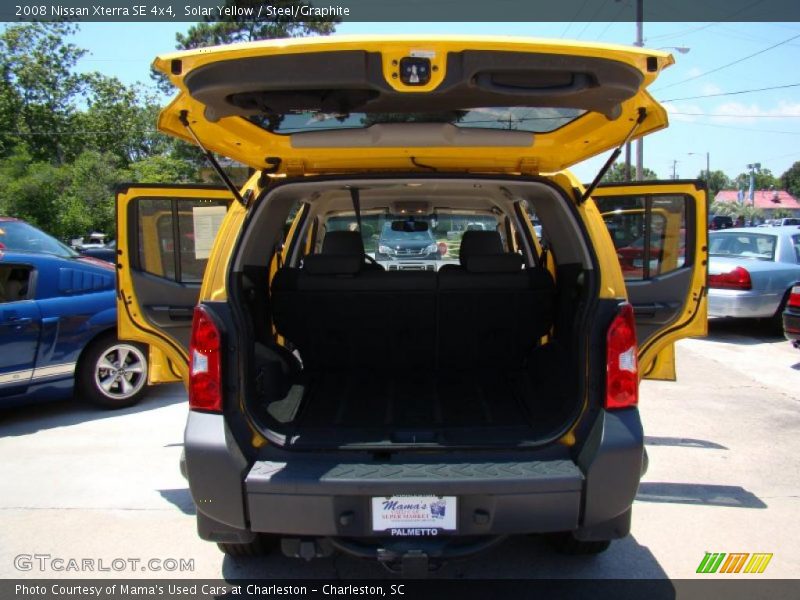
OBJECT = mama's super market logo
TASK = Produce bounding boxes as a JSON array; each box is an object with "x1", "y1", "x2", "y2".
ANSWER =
[{"x1": 696, "y1": 552, "x2": 772, "y2": 574}]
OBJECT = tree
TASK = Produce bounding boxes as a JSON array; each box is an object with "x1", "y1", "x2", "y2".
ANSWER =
[
  {"x1": 152, "y1": 0, "x2": 338, "y2": 93},
  {"x1": 600, "y1": 162, "x2": 658, "y2": 183},
  {"x1": 125, "y1": 155, "x2": 198, "y2": 184},
  {"x1": 734, "y1": 167, "x2": 778, "y2": 191},
  {"x1": 0, "y1": 148, "x2": 125, "y2": 239},
  {"x1": 780, "y1": 161, "x2": 800, "y2": 198},
  {"x1": 701, "y1": 170, "x2": 731, "y2": 198},
  {"x1": 0, "y1": 23, "x2": 89, "y2": 162},
  {"x1": 76, "y1": 74, "x2": 175, "y2": 167}
]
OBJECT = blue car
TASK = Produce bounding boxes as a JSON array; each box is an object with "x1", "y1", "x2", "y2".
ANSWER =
[{"x1": 0, "y1": 217, "x2": 148, "y2": 408}]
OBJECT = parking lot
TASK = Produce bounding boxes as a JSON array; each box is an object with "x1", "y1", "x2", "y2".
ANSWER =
[{"x1": 1, "y1": 319, "x2": 797, "y2": 580}]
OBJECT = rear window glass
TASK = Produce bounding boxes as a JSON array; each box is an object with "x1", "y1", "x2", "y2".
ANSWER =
[
  {"x1": 250, "y1": 107, "x2": 586, "y2": 135},
  {"x1": 709, "y1": 232, "x2": 777, "y2": 261},
  {"x1": 324, "y1": 213, "x2": 500, "y2": 263}
]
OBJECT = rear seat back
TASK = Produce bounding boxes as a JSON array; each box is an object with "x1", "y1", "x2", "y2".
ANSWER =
[
  {"x1": 272, "y1": 263, "x2": 436, "y2": 371},
  {"x1": 273, "y1": 230, "x2": 435, "y2": 370},
  {"x1": 438, "y1": 259, "x2": 555, "y2": 369},
  {"x1": 271, "y1": 230, "x2": 555, "y2": 372}
]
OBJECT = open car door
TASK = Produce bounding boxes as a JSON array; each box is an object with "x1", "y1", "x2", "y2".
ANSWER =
[
  {"x1": 592, "y1": 180, "x2": 708, "y2": 381},
  {"x1": 116, "y1": 185, "x2": 234, "y2": 384}
]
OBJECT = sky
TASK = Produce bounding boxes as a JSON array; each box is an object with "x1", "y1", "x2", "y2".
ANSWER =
[{"x1": 57, "y1": 20, "x2": 800, "y2": 184}]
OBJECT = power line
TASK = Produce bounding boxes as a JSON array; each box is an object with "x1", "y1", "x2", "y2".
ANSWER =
[
  {"x1": 659, "y1": 82, "x2": 800, "y2": 102},
  {"x1": 575, "y1": 0, "x2": 612, "y2": 40},
  {"x1": 644, "y1": 0, "x2": 768, "y2": 42},
  {"x1": 560, "y1": 0, "x2": 592, "y2": 38},
  {"x1": 669, "y1": 119, "x2": 800, "y2": 136},
  {"x1": 652, "y1": 32, "x2": 800, "y2": 92},
  {"x1": 671, "y1": 111, "x2": 800, "y2": 118},
  {"x1": 595, "y1": 1, "x2": 629, "y2": 41}
]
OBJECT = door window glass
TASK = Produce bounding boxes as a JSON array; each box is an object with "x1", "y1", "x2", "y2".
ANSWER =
[
  {"x1": 136, "y1": 198, "x2": 229, "y2": 283},
  {"x1": 0, "y1": 265, "x2": 33, "y2": 303},
  {"x1": 596, "y1": 194, "x2": 689, "y2": 280}
]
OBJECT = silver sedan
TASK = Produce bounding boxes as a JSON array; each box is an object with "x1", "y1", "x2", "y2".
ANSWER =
[{"x1": 708, "y1": 226, "x2": 800, "y2": 320}]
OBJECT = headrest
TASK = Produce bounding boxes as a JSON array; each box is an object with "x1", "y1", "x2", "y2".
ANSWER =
[
  {"x1": 463, "y1": 254, "x2": 524, "y2": 273},
  {"x1": 322, "y1": 231, "x2": 365, "y2": 256},
  {"x1": 459, "y1": 231, "x2": 504, "y2": 265},
  {"x1": 302, "y1": 255, "x2": 362, "y2": 276}
]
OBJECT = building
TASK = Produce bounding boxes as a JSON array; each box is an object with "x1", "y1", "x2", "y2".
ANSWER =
[{"x1": 714, "y1": 189, "x2": 800, "y2": 219}]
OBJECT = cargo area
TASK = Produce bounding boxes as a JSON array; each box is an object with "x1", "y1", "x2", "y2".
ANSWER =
[{"x1": 231, "y1": 177, "x2": 595, "y2": 450}]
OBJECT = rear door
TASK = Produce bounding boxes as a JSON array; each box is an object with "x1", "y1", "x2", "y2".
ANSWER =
[
  {"x1": 116, "y1": 185, "x2": 234, "y2": 383},
  {"x1": 592, "y1": 181, "x2": 708, "y2": 380}
]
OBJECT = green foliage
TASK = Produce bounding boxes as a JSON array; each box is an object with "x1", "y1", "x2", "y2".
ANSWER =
[
  {"x1": 0, "y1": 148, "x2": 126, "y2": 239},
  {"x1": 600, "y1": 162, "x2": 658, "y2": 183},
  {"x1": 700, "y1": 170, "x2": 731, "y2": 198},
  {"x1": 76, "y1": 74, "x2": 173, "y2": 166},
  {"x1": 125, "y1": 155, "x2": 198, "y2": 183},
  {"x1": 734, "y1": 167, "x2": 779, "y2": 191},
  {"x1": 710, "y1": 200, "x2": 736, "y2": 217},
  {"x1": 780, "y1": 161, "x2": 800, "y2": 198},
  {"x1": 710, "y1": 200, "x2": 764, "y2": 224},
  {"x1": 0, "y1": 23, "x2": 207, "y2": 241},
  {"x1": 0, "y1": 22, "x2": 88, "y2": 162}
]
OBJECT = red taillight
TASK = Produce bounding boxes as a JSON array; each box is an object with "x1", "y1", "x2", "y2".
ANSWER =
[
  {"x1": 788, "y1": 286, "x2": 800, "y2": 309},
  {"x1": 606, "y1": 303, "x2": 639, "y2": 410},
  {"x1": 708, "y1": 266, "x2": 752, "y2": 290},
  {"x1": 189, "y1": 305, "x2": 222, "y2": 412}
]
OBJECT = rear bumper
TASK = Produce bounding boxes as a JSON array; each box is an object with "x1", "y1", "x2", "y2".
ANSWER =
[
  {"x1": 246, "y1": 457, "x2": 582, "y2": 536},
  {"x1": 183, "y1": 409, "x2": 643, "y2": 543},
  {"x1": 708, "y1": 288, "x2": 781, "y2": 318}
]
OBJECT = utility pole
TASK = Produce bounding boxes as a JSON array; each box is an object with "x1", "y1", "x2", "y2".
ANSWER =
[
  {"x1": 671, "y1": 160, "x2": 678, "y2": 180},
  {"x1": 634, "y1": 0, "x2": 644, "y2": 180},
  {"x1": 624, "y1": 0, "x2": 645, "y2": 180},
  {"x1": 688, "y1": 151, "x2": 710, "y2": 182},
  {"x1": 747, "y1": 162, "x2": 761, "y2": 206}
]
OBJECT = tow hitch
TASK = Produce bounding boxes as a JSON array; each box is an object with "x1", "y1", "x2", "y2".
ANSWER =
[{"x1": 377, "y1": 548, "x2": 435, "y2": 578}]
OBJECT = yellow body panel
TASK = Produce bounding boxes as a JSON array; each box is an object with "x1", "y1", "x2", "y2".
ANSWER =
[
  {"x1": 116, "y1": 186, "x2": 235, "y2": 384},
  {"x1": 591, "y1": 182, "x2": 709, "y2": 379},
  {"x1": 152, "y1": 36, "x2": 673, "y2": 174}
]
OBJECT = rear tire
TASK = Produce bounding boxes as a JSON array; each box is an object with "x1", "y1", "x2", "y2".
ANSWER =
[
  {"x1": 547, "y1": 532, "x2": 612, "y2": 555},
  {"x1": 77, "y1": 334, "x2": 148, "y2": 409},
  {"x1": 217, "y1": 534, "x2": 277, "y2": 557}
]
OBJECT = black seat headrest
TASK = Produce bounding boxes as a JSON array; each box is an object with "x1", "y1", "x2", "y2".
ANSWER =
[
  {"x1": 322, "y1": 231, "x2": 365, "y2": 256},
  {"x1": 459, "y1": 231, "x2": 504, "y2": 265}
]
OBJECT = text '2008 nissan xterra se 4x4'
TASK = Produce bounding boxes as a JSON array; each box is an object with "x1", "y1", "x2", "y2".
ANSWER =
[{"x1": 115, "y1": 36, "x2": 707, "y2": 574}]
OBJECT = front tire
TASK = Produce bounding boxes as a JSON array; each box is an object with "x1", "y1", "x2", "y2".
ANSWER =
[{"x1": 77, "y1": 334, "x2": 148, "y2": 409}]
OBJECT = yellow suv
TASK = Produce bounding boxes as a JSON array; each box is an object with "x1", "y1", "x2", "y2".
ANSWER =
[{"x1": 116, "y1": 36, "x2": 707, "y2": 572}]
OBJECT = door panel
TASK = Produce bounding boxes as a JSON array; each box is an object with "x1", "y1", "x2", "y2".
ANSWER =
[
  {"x1": 0, "y1": 264, "x2": 41, "y2": 395},
  {"x1": 116, "y1": 185, "x2": 234, "y2": 383},
  {"x1": 592, "y1": 181, "x2": 708, "y2": 380}
]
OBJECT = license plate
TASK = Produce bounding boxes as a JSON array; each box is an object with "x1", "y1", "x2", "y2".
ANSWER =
[{"x1": 371, "y1": 495, "x2": 457, "y2": 535}]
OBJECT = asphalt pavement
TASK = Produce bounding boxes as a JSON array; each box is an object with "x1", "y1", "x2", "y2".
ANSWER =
[{"x1": 0, "y1": 318, "x2": 797, "y2": 580}]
